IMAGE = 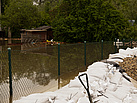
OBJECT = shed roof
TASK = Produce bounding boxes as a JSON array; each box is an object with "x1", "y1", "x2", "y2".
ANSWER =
[
  {"x1": 21, "y1": 26, "x2": 52, "y2": 32},
  {"x1": 35, "y1": 26, "x2": 52, "y2": 30}
]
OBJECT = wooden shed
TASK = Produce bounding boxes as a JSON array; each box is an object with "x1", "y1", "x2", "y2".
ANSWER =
[{"x1": 20, "y1": 26, "x2": 53, "y2": 43}]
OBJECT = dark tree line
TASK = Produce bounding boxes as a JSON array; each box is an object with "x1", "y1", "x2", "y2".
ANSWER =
[{"x1": 0, "y1": 0, "x2": 137, "y2": 42}]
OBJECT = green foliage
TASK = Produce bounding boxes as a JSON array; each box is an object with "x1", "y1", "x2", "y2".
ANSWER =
[
  {"x1": 34, "y1": 0, "x2": 62, "y2": 10},
  {"x1": 1, "y1": 0, "x2": 136, "y2": 40},
  {"x1": 52, "y1": 0, "x2": 130, "y2": 42},
  {"x1": 111, "y1": 0, "x2": 137, "y2": 20},
  {"x1": 1, "y1": 0, "x2": 10, "y2": 14},
  {"x1": 0, "y1": 0, "x2": 50, "y2": 37}
]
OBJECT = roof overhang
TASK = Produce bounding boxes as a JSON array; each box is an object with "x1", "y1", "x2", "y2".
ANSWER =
[
  {"x1": 20, "y1": 29, "x2": 47, "y2": 32},
  {"x1": 20, "y1": 26, "x2": 52, "y2": 32},
  {"x1": 25, "y1": 30, "x2": 47, "y2": 32}
]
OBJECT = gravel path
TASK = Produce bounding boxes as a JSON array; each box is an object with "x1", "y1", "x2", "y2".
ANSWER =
[{"x1": 119, "y1": 56, "x2": 137, "y2": 81}]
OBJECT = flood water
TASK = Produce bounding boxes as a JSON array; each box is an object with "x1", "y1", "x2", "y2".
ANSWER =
[
  {"x1": 0, "y1": 40, "x2": 87, "y2": 103},
  {"x1": 0, "y1": 39, "x2": 118, "y2": 103}
]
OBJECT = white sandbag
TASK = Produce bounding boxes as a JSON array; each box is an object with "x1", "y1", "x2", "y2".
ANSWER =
[
  {"x1": 55, "y1": 87, "x2": 85, "y2": 103},
  {"x1": 95, "y1": 95, "x2": 122, "y2": 103},
  {"x1": 98, "y1": 79, "x2": 108, "y2": 92},
  {"x1": 13, "y1": 92, "x2": 57, "y2": 103},
  {"x1": 68, "y1": 78, "x2": 82, "y2": 88},
  {"x1": 107, "y1": 69, "x2": 115, "y2": 79},
  {"x1": 130, "y1": 89, "x2": 137, "y2": 94},
  {"x1": 88, "y1": 76, "x2": 100, "y2": 83},
  {"x1": 130, "y1": 100, "x2": 137, "y2": 103},
  {"x1": 126, "y1": 47, "x2": 136, "y2": 56},
  {"x1": 106, "y1": 59, "x2": 123, "y2": 63},
  {"x1": 119, "y1": 49, "x2": 131, "y2": 56},
  {"x1": 106, "y1": 83, "x2": 117, "y2": 92},
  {"x1": 108, "y1": 86, "x2": 130, "y2": 100},
  {"x1": 133, "y1": 47, "x2": 137, "y2": 56},
  {"x1": 110, "y1": 71, "x2": 122, "y2": 85},
  {"x1": 70, "y1": 91, "x2": 85, "y2": 103},
  {"x1": 104, "y1": 91, "x2": 123, "y2": 103},
  {"x1": 109, "y1": 53, "x2": 128, "y2": 59},
  {"x1": 121, "y1": 76, "x2": 133, "y2": 87},
  {"x1": 90, "y1": 81, "x2": 99, "y2": 91},
  {"x1": 87, "y1": 62, "x2": 108, "y2": 70},
  {"x1": 107, "y1": 64, "x2": 116, "y2": 70},
  {"x1": 93, "y1": 96, "x2": 109, "y2": 103},
  {"x1": 67, "y1": 100, "x2": 75, "y2": 103},
  {"x1": 126, "y1": 47, "x2": 137, "y2": 56},
  {"x1": 130, "y1": 94, "x2": 137, "y2": 103},
  {"x1": 53, "y1": 99, "x2": 68, "y2": 103},
  {"x1": 87, "y1": 68, "x2": 107, "y2": 80},
  {"x1": 87, "y1": 62, "x2": 108, "y2": 79},
  {"x1": 77, "y1": 97, "x2": 90, "y2": 103},
  {"x1": 122, "y1": 94, "x2": 132, "y2": 103}
]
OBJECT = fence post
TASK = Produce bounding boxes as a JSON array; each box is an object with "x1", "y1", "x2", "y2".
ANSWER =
[
  {"x1": 123, "y1": 38, "x2": 125, "y2": 49},
  {"x1": 131, "y1": 38, "x2": 132, "y2": 48},
  {"x1": 8, "y1": 48, "x2": 13, "y2": 97},
  {"x1": 101, "y1": 40, "x2": 103, "y2": 60},
  {"x1": 84, "y1": 41, "x2": 86, "y2": 68},
  {"x1": 115, "y1": 38, "x2": 117, "y2": 53},
  {"x1": 58, "y1": 43, "x2": 60, "y2": 76},
  {"x1": 58, "y1": 76, "x2": 60, "y2": 89}
]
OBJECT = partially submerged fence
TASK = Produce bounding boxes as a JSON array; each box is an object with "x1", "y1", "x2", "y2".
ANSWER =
[{"x1": 0, "y1": 39, "x2": 134, "y2": 103}]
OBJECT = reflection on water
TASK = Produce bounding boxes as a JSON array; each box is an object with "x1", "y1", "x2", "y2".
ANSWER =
[
  {"x1": 0, "y1": 77, "x2": 59, "y2": 103},
  {"x1": 0, "y1": 40, "x2": 117, "y2": 103},
  {"x1": 0, "y1": 40, "x2": 85, "y2": 103}
]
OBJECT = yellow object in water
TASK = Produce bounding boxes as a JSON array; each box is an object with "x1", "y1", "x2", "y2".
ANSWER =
[{"x1": 46, "y1": 40, "x2": 51, "y2": 42}]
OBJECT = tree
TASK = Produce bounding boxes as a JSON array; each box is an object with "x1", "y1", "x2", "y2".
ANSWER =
[
  {"x1": 108, "y1": 0, "x2": 137, "y2": 40},
  {"x1": 111, "y1": 0, "x2": 137, "y2": 22},
  {"x1": 0, "y1": 0, "x2": 45, "y2": 37},
  {"x1": 51, "y1": 0, "x2": 129, "y2": 42},
  {"x1": 33, "y1": 0, "x2": 62, "y2": 8},
  {"x1": 124, "y1": 0, "x2": 137, "y2": 21},
  {"x1": 1, "y1": 0, "x2": 10, "y2": 14}
]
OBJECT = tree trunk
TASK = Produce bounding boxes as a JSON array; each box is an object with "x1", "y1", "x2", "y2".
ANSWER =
[{"x1": 8, "y1": 27, "x2": 11, "y2": 38}]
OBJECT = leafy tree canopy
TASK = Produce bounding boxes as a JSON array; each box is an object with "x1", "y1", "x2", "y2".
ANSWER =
[
  {"x1": 0, "y1": 0, "x2": 135, "y2": 40},
  {"x1": 0, "y1": 0, "x2": 50, "y2": 37},
  {"x1": 52, "y1": 0, "x2": 130, "y2": 42}
]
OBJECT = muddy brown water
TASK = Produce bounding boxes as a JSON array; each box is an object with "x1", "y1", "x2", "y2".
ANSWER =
[
  {"x1": 0, "y1": 40, "x2": 86, "y2": 103},
  {"x1": 0, "y1": 40, "x2": 117, "y2": 103}
]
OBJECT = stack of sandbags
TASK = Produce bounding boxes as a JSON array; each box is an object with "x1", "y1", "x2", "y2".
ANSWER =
[
  {"x1": 109, "y1": 47, "x2": 137, "y2": 60},
  {"x1": 77, "y1": 61, "x2": 137, "y2": 103}
]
